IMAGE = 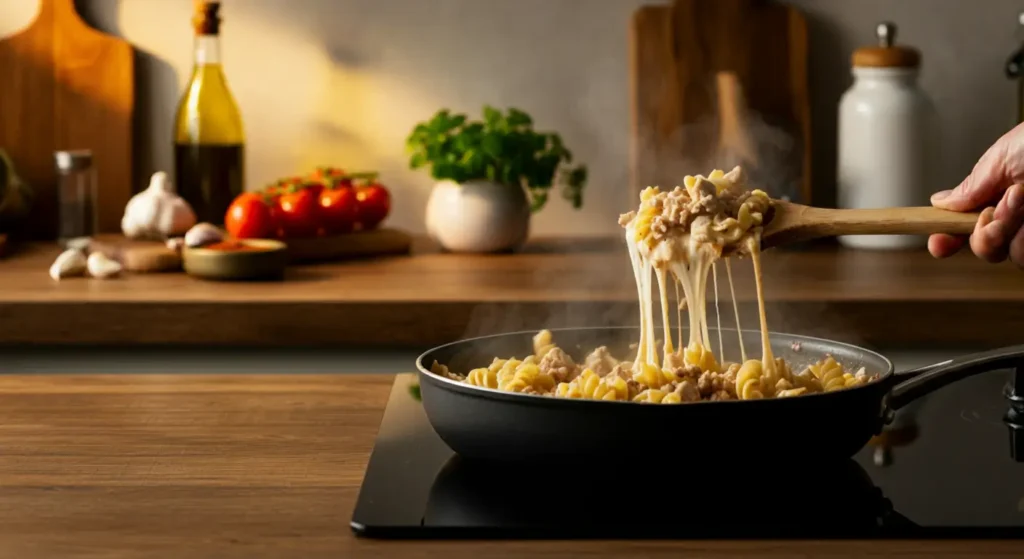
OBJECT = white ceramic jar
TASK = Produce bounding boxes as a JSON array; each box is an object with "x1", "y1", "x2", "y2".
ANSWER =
[
  {"x1": 424, "y1": 180, "x2": 530, "y2": 253},
  {"x1": 838, "y1": 22, "x2": 938, "y2": 250}
]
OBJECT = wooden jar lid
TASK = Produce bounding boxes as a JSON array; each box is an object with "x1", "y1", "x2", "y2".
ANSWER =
[{"x1": 852, "y1": 22, "x2": 920, "y2": 68}]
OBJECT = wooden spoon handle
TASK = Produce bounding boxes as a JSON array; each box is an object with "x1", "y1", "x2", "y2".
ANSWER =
[{"x1": 805, "y1": 206, "x2": 979, "y2": 237}]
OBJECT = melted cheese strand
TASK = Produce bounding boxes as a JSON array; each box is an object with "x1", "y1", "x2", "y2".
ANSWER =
[
  {"x1": 713, "y1": 262, "x2": 723, "y2": 361},
  {"x1": 671, "y1": 261, "x2": 700, "y2": 348},
  {"x1": 626, "y1": 226, "x2": 648, "y2": 367},
  {"x1": 725, "y1": 259, "x2": 746, "y2": 363},
  {"x1": 675, "y1": 280, "x2": 684, "y2": 352},
  {"x1": 695, "y1": 251, "x2": 712, "y2": 348},
  {"x1": 642, "y1": 258, "x2": 658, "y2": 368},
  {"x1": 655, "y1": 267, "x2": 674, "y2": 363},
  {"x1": 748, "y1": 238, "x2": 777, "y2": 387}
]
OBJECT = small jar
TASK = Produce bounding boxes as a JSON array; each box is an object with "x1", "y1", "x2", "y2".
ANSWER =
[
  {"x1": 837, "y1": 22, "x2": 938, "y2": 250},
  {"x1": 55, "y1": 150, "x2": 98, "y2": 249}
]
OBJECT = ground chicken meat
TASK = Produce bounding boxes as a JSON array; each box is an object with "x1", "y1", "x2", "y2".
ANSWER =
[
  {"x1": 673, "y1": 379, "x2": 701, "y2": 402},
  {"x1": 583, "y1": 346, "x2": 619, "y2": 377},
  {"x1": 538, "y1": 347, "x2": 578, "y2": 383},
  {"x1": 609, "y1": 363, "x2": 633, "y2": 382},
  {"x1": 626, "y1": 379, "x2": 642, "y2": 400},
  {"x1": 709, "y1": 390, "x2": 733, "y2": 401},
  {"x1": 671, "y1": 364, "x2": 702, "y2": 381},
  {"x1": 697, "y1": 369, "x2": 737, "y2": 398}
]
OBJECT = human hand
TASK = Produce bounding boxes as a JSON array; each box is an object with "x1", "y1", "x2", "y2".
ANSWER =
[{"x1": 929, "y1": 123, "x2": 1024, "y2": 266}]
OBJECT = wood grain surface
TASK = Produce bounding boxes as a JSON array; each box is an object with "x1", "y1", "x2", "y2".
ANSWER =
[
  {"x1": 0, "y1": 373, "x2": 1016, "y2": 558},
  {"x1": 285, "y1": 227, "x2": 413, "y2": 262},
  {"x1": 2, "y1": 240, "x2": 1024, "y2": 347},
  {"x1": 0, "y1": 0, "x2": 133, "y2": 239},
  {"x1": 760, "y1": 203, "x2": 980, "y2": 250},
  {"x1": 630, "y1": 0, "x2": 811, "y2": 204}
]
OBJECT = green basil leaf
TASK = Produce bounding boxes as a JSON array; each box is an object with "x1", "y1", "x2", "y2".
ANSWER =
[{"x1": 507, "y1": 108, "x2": 532, "y2": 128}]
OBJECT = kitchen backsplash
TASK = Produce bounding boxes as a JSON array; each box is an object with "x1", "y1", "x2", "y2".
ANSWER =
[{"x1": 0, "y1": 0, "x2": 1018, "y2": 237}]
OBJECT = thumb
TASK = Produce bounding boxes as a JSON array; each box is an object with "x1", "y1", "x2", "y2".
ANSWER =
[{"x1": 933, "y1": 141, "x2": 1011, "y2": 212}]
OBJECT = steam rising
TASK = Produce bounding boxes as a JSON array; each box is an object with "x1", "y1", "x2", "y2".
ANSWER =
[{"x1": 458, "y1": 72, "x2": 858, "y2": 352}]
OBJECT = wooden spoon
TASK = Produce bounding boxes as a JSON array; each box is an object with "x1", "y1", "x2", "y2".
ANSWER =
[{"x1": 759, "y1": 201, "x2": 980, "y2": 250}]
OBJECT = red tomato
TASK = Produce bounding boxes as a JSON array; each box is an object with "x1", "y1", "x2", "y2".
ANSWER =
[
  {"x1": 354, "y1": 183, "x2": 391, "y2": 230},
  {"x1": 310, "y1": 166, "x2": 345, "y2": 181},
  {"x1": 224, "y1": 192, "x2": 275, "y2": 239},
  {"x1": 318, "y1": 186, "x2": 359, "y2": 235},
  {"x1": 275, "y1": 187, "x2": 319, "y2": 238}
]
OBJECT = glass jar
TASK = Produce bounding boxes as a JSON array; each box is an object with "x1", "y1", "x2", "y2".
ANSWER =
[{"x1": 55, "y1": 150, "x2": 98, "y2": 248}]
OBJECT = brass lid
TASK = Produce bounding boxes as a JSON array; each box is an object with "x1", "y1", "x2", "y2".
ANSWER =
[
  {"x1": 192, "y1": 0, "x2": 221, "y2": 35},
  {"x1": 852, "y1": 22, "x2": 920, "y2": 68}
]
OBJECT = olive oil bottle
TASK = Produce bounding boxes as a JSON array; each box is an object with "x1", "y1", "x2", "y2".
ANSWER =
[{"x1": 174, "y1": 0, "x2": 244, "y2": 225}]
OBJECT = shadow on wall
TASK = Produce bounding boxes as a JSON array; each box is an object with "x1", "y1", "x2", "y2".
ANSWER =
[
  {"x1": 75, "y1": 0, "x2": 179, "y2": 194},
  {"x1": 802, "y1": 10, "x2": 846, "y2": 210}
]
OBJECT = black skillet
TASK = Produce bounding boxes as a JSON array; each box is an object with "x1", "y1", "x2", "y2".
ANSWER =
[{"x1": 416, "y1": 327, "x2": 1024, "y2": 463}]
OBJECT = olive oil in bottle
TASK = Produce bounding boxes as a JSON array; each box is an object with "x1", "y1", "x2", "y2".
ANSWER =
[{"x1": 173, "y1": 0, "x2": 244, "y2": 225}]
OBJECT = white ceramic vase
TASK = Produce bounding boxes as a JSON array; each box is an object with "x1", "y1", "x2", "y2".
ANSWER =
[{"x1": 425, "y1": 180, "x2": 530, "y2": 253}]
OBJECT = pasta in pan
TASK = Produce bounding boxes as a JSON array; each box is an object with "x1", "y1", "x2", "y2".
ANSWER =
[{"x1": 433, "y1": 166, "x2": 878, "y2": 403}]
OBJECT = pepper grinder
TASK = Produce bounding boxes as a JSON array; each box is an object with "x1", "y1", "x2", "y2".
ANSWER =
[{"x1": 837, "y1": 22, "x2": 938, "y2": 250}]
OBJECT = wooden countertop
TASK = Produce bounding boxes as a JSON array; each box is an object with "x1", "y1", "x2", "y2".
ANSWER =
[
  {"x1": 2, "y1": 239, "x2": 1024, "y2": 346},
  {"x1": 0, "y1": 372, "x2": 1015, "y2": 558}
]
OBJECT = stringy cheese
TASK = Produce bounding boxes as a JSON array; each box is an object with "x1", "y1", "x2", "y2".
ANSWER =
[{"x1": 439, "y1": 165, "x2": 876, "y2": 402}]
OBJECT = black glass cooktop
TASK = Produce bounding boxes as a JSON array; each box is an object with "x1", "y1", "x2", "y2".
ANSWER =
[{"x1": 352, "y1": 370, "x2": 1024, "y2": 539}]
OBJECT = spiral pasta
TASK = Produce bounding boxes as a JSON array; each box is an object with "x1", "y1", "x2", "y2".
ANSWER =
[
  {"x1": 683, "y1": 341, "x2": 720, "y2": 373},
  {"x1": 533, "y1": 329, "x2": 556, "y2": 359},
  {"x1": 555, "y1": 369, "x2": 629, "y2": 401},
  {"x1": 466, "y1": 366, "x2": 499, "y2": 389},
  {"x1": 631, "y1": 362, "x2": 673, "y2": 389},
  {"x1": 498, "y1": 360, "x2": 555, "y2": 394},
  {"x1": 633, "y1": 388, "x2": 682, "y2": 404},
  {"x1": 735, "y1": 360, "x2": 765, "y2": 400},
  {"x1": 809, "y1": 356, "x2": 850, "y2": 392}
]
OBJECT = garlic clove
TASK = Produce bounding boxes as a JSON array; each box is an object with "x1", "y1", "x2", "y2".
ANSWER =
[
  {"x1": 49, "y1": 249, "x2": 87, "y2": 281},
  {"x1": 166, "y1": 237, "x2": 185, "y2": 252},
  {"x1": 184, "y1": 222, "x2": 225, "y2": 248},
  {"x1": 86, "y1": 251, "x2": 123, "y2": 279}
]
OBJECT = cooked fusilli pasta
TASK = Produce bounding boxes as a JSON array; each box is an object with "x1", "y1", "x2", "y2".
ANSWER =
[{"x1": 436, "y1": 165, "x2": 880, "y2": 403}]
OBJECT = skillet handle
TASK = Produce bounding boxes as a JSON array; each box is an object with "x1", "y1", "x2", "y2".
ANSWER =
[{"x1": 887, "y1": 345, "x2": 1024, "y2": 411}]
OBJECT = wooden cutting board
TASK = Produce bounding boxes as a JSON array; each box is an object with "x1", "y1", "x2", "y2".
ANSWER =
[
  {"x1": 630, "y1": 0, "x2": 811, "y2": 204},
  {"x1": 0, "y1": 0, "x2": 133, "y2": 240},
  {"x1": 286, "y1": 228, "x2": 413, "y2": 263},
  {"x1": 87, "y1": 228, "x2": 413, "y2": 271}
]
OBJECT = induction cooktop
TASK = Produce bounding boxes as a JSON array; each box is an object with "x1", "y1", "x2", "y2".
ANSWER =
[{"x1": 352, "y1": 370, "x2": 1024, "y2": 539}]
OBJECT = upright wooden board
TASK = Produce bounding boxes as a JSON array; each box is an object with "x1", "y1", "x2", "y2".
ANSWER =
[
  {"x1": 0, "y1": 0, "x2": 133, "y2": 239},
  {"x1": 630, "y1": 0, "x2": 811, "y2": 204}
]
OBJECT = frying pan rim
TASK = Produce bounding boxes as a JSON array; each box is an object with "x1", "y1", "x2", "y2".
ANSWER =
[{"x1": 415, "y1": 326, "x2": 895, "y2": 407}]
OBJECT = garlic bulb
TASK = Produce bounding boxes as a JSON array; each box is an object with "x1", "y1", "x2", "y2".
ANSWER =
[
  {"x1": 86, "y1": 251, "x2": 123, "y2": 279},
  {"x1": 49, "y1": 249, "x2": 87, "y2": 281},
  {"x1": 184, "y1": 222, "x2": 225, "y2": 248},
  {"x1": 121, "y1": 171, "x2": 197, "y2": 239}
]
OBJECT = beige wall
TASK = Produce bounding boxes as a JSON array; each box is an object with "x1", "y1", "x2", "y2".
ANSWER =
[{"x1": 0, "y1": 0, "x2": 1021, "y2": 236}]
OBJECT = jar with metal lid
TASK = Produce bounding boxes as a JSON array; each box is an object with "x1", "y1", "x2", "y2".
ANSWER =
[
  {"x1": 837, "y1": 22, "x2": 938, "y2": 250},
  {"x1": 55, "y1": 150, "x2": 98, "y2": 248}
]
